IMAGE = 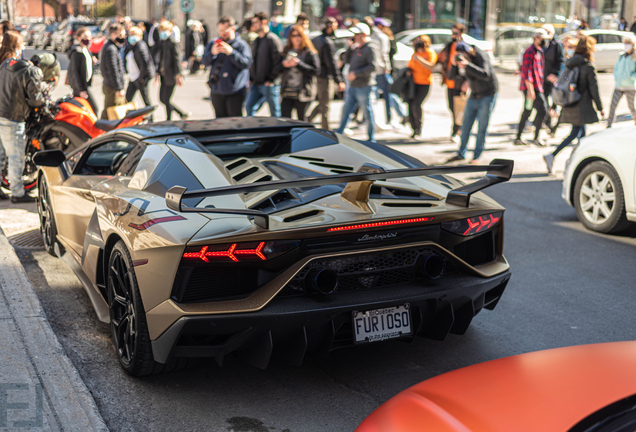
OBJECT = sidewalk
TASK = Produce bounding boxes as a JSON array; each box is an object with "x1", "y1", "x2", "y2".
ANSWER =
[{"x1": 0, "y1": 226, "x2": 107, "y2": 431}]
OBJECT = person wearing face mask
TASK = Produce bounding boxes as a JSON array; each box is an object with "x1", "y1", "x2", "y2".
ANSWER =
[
  {"x1": 67, "y1": 27, "x2": 98, "y2": 114},
  {"x1": 543, "y1": 35, "x2": 603, "y2": 174},
  {"x1": 99, "y1": 24, "x2": 127, "y2": 119},
  {"x1": 540, "y1": 24, "x2": 564, "y2": 136},
  {"x1": 156, "y1": 20, "x2": 189, "y2": 120},
  {"x1": 124, "y1": 26, "x2": 155, "y2": 108},
  {"x1": 0, "y1": 31, "x2": 44, "y2": 202},
  {"x1": 606, "y1": 34, "x2": 636, "y2": 128},
  {"x1": 515, "y1": 28, "x2": 550, "y2": 146},
  {"x1": 436, "y1": 23, "x2": 467, "y2": 142}
]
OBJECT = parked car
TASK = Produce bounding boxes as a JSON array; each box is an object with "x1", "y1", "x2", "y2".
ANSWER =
[
  {"x1": 23, "y1": 23, "x2": 45, "y2": 46},
  {"x1": 33, "y1": 24, "x2": 58, "y2": 50},
  {"x1": 51, "y1": 19, "x2": 97, "y2": 52},
  {"x1": 392, "y1": 29, "x2": 494, "y2": 71},
  {"x1": 357, "y1": 341, "x2": 636, "y2": 432},
  {"x1": 559, "y1": 29, "x2": 631, "y2": 71},
  {"x1": 562, "y1": 125, "x2": 636, "y2": 234},
  {"x1": 493, "y1": 25, "x2": 536, "y2": 58}
]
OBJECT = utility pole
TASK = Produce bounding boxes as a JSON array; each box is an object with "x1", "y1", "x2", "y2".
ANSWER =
[{"x1": 42, "y1": 0, "x2": 45, "y2": 21}]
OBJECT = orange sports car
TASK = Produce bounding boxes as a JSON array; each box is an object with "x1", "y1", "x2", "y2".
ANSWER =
[{"x1": 357, "y1": 341, "x2": 636, "y2": 432}]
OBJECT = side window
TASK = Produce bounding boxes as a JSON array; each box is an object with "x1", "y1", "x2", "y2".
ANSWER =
[
  {"x1": 437, "y1": 34, "x2": 452, "y2": 45},
  {"x1": 116, "y1": 143, "x2": 146, "y2": 176},
  {"x1": 604, "y1": 35, "x2": 622, "y2": 44},
  {"x1": 66, "y1": 149, "x2": 85, "y2": 172},
  {"x1": 76, "y1": 140, "x2": 136, "y2": 176},
  {"x1": 594, "y1": 34, "x2": 604, "y2": 44}
]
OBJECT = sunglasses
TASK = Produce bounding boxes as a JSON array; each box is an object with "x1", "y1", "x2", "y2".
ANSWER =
[{"x1": 290, "y1": 33, "x2": 301, "y2": 38}]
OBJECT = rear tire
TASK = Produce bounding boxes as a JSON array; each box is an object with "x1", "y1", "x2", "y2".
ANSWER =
[{"x1": 107, "y1": 241, "x2": 191, "y2": 376}]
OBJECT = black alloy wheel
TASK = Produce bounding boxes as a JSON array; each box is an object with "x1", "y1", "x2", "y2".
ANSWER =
[
  {"x1": 108, "y1": 244, "x2": 138, "y2": 369},
  {"x1": 107, "y1": 241, "x2": 191, "y2": 376},
  {"x1": 37, "y1": 176, "x2": 59, "y2": 256}
]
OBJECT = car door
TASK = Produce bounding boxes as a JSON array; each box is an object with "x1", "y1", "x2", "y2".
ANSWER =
[{"x1": 54, "y1": 138, "x2": 139, "y2": 255}]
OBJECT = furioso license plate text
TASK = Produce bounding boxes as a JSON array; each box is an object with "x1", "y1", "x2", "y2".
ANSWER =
[{"x1": 352, "y1": 304, "x2": 412, "y2": 344}]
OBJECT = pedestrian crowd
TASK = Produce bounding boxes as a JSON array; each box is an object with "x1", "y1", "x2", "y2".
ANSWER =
[{"x1": 1, "y1": 12, "x2": 636, "y2": 204}]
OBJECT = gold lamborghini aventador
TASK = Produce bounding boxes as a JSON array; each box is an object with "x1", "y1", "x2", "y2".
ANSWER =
[{"x1": 34, "y1": 117, "x2": 513, "y2": 376}]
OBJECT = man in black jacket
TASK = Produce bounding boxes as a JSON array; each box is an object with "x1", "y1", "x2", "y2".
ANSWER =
[
  {"x1": 307, "y1": 17, "x2": 345, "y2": 129},
  {"x1": 245, "y1": 12, "x2": 284, "y2": 117},
  {"x1": 124, "y1": 26, "x2": 155, "y2": 107},
  {"x1": 202, "y1": 15, "x2": 252, "y2": 117},
  {"x1": 99, "y1": 23, "x2": 127, "y2": 119},
  {"x1": 540, "y1": 24, "x2": 564, "y2": 135},
  {"x1": 0, "y1": 33, "x2": 45, "y2": 202},
  {"x1": 446, "y1": 42, "x2": 498, "y2": 163}
]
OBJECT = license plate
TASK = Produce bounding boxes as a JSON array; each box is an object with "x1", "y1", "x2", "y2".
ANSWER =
[{"x1": 352, "y1": 304, "x2": 412, "y2": 344}]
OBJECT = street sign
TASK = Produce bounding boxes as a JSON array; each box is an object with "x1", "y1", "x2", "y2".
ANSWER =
[
  {"x1": 82, "y1": 0, "x2": 95, "y2": 4},
  {"x1": 180, "y1": 0, "x2": 194, "y2": 13}
]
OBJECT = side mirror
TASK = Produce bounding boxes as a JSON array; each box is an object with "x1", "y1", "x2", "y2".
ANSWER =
[{"x1": 33, "y1": 149, "x2": 66, "y2": 167}]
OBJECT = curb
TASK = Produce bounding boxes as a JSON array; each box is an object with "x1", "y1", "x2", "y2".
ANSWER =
[{"x1": 0, "y1": 226, "x2": 108, "y2": 431}]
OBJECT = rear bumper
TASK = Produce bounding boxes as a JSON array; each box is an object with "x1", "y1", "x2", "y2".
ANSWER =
[{"x1": 151, "y1": 270, "x2": 511, "y2": 366}]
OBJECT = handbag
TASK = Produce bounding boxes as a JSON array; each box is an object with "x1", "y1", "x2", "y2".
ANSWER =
[{"x1": 453, "y1": 94, "x2": 468, "y2": 125}]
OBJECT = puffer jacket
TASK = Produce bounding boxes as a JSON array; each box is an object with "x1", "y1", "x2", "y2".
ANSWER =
[
  {"x1": 99, "y1": 40, "x2": 125, "y2": 90},
  {"x1": 613, "y1": 52, "x2": 636, "y2": 90},
  {"x1": 560, "y1": 55, "x2": 603, "y2": 126},
  {"x1": 0, "y1": 58, "x2": 45, "y2": 122},
  {"x1": 124, "y1": 40, "x2": 156, "y2": 82}
]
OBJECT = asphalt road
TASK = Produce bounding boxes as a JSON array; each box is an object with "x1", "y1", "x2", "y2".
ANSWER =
[{"x1": 14, "y1": 179, "x2": 636, "y2": 432}]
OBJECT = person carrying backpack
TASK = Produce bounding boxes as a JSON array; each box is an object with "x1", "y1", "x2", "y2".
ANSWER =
[
  {"x1": 606, "y1": 33, "x2": 636, "y2": 128},
  {"x1": 543, "y1": 34, "x2": 604, "y2": 174}
]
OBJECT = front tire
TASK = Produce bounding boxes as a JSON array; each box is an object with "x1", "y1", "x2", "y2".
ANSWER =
[
  {"x1": 107, "y1": 241, "x2": 190, "y2": 376},
  {"x1": 573, "y1": 161, "x2": 631, "y2": 233}
]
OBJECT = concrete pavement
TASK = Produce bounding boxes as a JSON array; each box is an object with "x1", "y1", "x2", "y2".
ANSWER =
[{"x1": 0, "y1": 225, "x2": 108, "y2": 431}]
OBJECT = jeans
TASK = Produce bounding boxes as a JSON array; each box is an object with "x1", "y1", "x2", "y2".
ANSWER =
[
  {"x1": 336, "y1": 86, "x2": 375, "y2": 142},
  {"x1": 126, "y1": 79, "x2": 152, "y2": 107},
  {"x1": 307, "y1": 77, "x2": 334, "y2": 129},
  {"x1": 0, "y1": 118, "x2": 26, "y2": 197},
  {"x1": 211, "y1": 91, "x2": 246, "y2": 117},
  {"x1": 516, "y1": 89, "x2": 548, "y2": 140},
  {"x1": 458, "y1": 94, "x2": 498, "y2": 160},
  {"x1": 553, "y1": 125, "x2": 586, "y2": 156},
  {"x1": 245, "y1": 84, "x2": 281, "y2": 117},
  {"x1": 101, "y1": 84, "x2": 126, "y2": 120},
  {"x1": 376, "y1": 73, "x2": 392, "y2": 123},
  {"x1": 281, "y1": 98, "x2": 309, "y2": 121}
]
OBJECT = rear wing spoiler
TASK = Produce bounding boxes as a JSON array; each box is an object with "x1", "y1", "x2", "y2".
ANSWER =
[{"x1": 165, "y1": 158, "x2": 513, "y2": 229}]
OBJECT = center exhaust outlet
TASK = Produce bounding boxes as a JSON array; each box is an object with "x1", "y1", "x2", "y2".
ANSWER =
[
  {"x1": 306, "y1": 268, "x2": 339, "y2": 294},
  {"x1": 422, "y1": 255, "x2": 446, "y2": 279}
]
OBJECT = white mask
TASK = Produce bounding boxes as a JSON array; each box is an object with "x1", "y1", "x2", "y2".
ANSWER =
[{"x1": 624, "y1": 43, "x2": 633, "y2": 52}]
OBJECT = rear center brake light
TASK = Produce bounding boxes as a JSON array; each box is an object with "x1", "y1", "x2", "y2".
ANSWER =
[
  {"x1": 441, "y1": 212, "x2": 502, "y2": 236},
  {"x1": 182, "y1": 240, "x2": 299, "y2": 263},
  {"x1": 327, "y1": 217, "x2": 434, "y2": 232}
]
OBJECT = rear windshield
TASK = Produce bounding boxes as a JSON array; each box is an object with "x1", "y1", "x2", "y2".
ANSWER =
[{"x1": 72, "y1": 22, "x2": 96, "y2": 31}]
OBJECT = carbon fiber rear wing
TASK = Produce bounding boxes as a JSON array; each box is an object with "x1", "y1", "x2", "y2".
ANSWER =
[{"x1": 165, "y1": 158, "x2": 513, "y2": 229}]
